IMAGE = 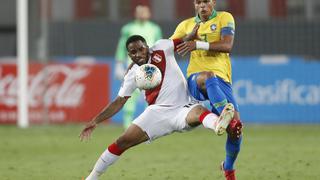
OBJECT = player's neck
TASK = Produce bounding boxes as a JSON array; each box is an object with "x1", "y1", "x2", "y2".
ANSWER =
[
  {"x1": 196, "y1": 10, "x2": 216, "y2": 23},
  {"x1": 200, "y1": 16, "x2": 209, "y2": 22}
]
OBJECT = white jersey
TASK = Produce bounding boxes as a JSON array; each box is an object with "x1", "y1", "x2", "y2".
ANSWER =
[{"x1": 118, "y1": 39, "x2": 190, "y2": 106}]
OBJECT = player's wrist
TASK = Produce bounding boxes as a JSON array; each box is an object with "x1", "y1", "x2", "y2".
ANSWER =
[{"x1": 196, "y1": 41, "x2": 210, "y2": 50}]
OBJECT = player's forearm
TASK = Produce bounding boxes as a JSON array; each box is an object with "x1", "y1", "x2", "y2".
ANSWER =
[
  {"x1": 196, "y1": 34, "x2": 234, "y2": 53},
  {"x1": 196, "y1": 39, "x2": 233, "y2": 53},
  {"x1": 92, "y1": 96, "x2": 127, "y2": 124},
  {"x1": 208, "y1": 41, "x2": 233, "y2": 53}
]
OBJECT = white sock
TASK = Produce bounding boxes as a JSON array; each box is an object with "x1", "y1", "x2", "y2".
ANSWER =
[
  {"x1": 201, "y1": 113, "x2": 219, "y2": 131},
  {"x1": 86, "y1": 149, "x2": 119, "y2": 180}
]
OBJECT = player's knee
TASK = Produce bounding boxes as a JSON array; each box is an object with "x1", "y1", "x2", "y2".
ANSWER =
[
  {"x1": 186, "y1": 105, "x2": 205, "y2": 127},
  {"x1": 116, "y1": 135, "x2": 134, "y2": 151},
  {"x1": 196, "y1": 71, "x2": 215, "y2": 90}
]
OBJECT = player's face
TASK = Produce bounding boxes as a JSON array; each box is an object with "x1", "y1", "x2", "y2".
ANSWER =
[
  {"x1": 127, "y1": 40, "x2": 149, "y2": 66},
  {"x1": 194, "y1": 0, "x2": 215, "y2": 20}
]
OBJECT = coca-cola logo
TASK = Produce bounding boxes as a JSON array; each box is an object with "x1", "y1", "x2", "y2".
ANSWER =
[{"x1": 0, "y1": 64, "x2": 90, "y2": 108}]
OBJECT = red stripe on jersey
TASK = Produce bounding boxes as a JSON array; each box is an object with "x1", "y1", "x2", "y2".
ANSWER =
[
  {"x1": 172, "y1": 39, "x2": 183, "y2": 52},
  {"x1": 145, "y1": 50, "x2": 166, "y2": 105}
]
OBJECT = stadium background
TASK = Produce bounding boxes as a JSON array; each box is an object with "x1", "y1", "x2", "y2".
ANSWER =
[
  {"x1": 0, "y1": 1, "x2": 320, "y2": 179},
  {"x1": 0, "y1": 0, "x2": 319, "y2": 124}
]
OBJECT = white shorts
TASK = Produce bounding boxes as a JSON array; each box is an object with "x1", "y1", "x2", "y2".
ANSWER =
[{"x1": 132, "y1": 102, "x2": 199, "y2": 142}]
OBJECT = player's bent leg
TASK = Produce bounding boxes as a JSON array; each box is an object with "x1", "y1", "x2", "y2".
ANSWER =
[
  {"x1": 85, "y1": 124, "x2": 149, "y2": 180},
  {"x1": 116, "y1": 124, "x2": 150, "y2": 151},
  {"x1": 185, "y1": 104, "x2": 205, "y2": 127},
  {"x1": 196, "y1": 71, "x2": 214, "y2": 93},
  {"x1": 195, "y1": 72, "x2": 228, "y2": 114}
]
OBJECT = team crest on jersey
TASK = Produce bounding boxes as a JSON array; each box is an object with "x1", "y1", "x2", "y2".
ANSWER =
[
  {"x1": 152, "y1": 53, "x2": 162, "y2": 63},
  {"x1": 210, "y1": 24, "x2": 217, "y2": 31}
]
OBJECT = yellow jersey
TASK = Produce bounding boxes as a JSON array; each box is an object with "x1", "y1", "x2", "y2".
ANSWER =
[{"x1": 170, "y1": 10, "x2": 235, "y2": 83}]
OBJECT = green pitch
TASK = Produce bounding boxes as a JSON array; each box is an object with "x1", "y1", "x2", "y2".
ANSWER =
[{"x1": 0, "y1": 124, "x2": 319, "y2": 180}]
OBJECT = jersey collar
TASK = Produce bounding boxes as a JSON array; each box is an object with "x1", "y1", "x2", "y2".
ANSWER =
[{"x1": 195, "y1": 10, "x2": 217, "y2": 23}]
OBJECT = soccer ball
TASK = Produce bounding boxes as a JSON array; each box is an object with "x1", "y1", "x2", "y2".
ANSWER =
[{"x1": 135, "y1": 64, "x2": 162, "y2": 90}]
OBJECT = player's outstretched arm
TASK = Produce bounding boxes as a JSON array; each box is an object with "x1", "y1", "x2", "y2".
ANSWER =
[
  {"x1": 173, "y1": 23, "x2": 199, "y2": 56},
  {"x1": 176, "y1": 34, "x2": 234, "y2": 56},
  {"x1": 79, "y1": 96, "x2": 128, "y2": 141},
  {"x1": 207, "y1": 35, "x2": 234, "y2": 53}
]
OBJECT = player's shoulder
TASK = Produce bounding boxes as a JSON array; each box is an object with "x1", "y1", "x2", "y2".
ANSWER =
[
  {"x1": 151, "y1": 39, "x2": 173, "y2": 51},
  {"x1": 154, "y1": 39, "x2": 172, "y2": 46},
  {"x1": 179, "y1": 17, "x2": 196, "y2": 25},
  {"x1": 217, "y1": 11, "x2": 234, "y2": 19}
]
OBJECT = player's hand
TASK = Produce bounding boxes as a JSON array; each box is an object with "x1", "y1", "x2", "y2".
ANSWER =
[
  {"x1": 183, "y1": 23, "x2": 200, "y2": 41},
  {"x1": 115, "y1": 61, "x2": 125, "y2": 80},
  {"x1": 79, "y1": 121, "x2": 97, "y2": 141},
  {"x1": 176, "y1": 41, "x2": 197, "y2": 56}
]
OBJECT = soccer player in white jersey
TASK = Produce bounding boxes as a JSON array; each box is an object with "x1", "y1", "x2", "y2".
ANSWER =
[{"x1": 79, "y1": 35, "x2": 239, "y2": 180}]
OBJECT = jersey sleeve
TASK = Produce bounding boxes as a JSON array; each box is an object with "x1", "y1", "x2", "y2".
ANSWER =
[
  {"x1": 152, "y1": 39, "x2": 182, "y2": 54},
  {"x1": 169, "y1": 21, "x2": 188, "y2": 40},
  {"x1": 115, "y1": 24, "x2": 130, "y2": 62},
  {"x1": 118, "y1": 66, "x2": 138, "y2": 97},
  {"x1": 220, "y1": 12, "x2": 235, "y2": 36}
]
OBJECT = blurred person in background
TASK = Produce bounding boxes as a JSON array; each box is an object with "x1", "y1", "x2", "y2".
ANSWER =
[
  {"x1": 80, "y1": 35, "x2": 238, "y2": 180},
  {"x1": 170, "y1": 0, "x2": 242, "y2": 179},
  {"x1": 115, "y1": 5, "x2": 163, "y2": 129}
]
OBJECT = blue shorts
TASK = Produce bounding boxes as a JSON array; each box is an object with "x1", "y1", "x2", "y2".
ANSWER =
[{"x1": 187, "y1": 73, "x2": 239, "y2": 112}]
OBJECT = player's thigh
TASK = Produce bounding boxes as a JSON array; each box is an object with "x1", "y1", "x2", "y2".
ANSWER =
[
  {"x1": 173, "y1": 103, "x2": 203, "y2": 131},
  {"x1": 132, "y1": 106, "x2": 177, "y2": 142}
]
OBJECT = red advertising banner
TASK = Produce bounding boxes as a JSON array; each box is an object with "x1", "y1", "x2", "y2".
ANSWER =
[{"x1": 0, "y1": 63, "x2": 110, "y2": 124}]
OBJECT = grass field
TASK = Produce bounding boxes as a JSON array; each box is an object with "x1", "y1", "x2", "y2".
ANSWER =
[{"x1": 0, "y1": 124, "x2": 319, "y2": 180}]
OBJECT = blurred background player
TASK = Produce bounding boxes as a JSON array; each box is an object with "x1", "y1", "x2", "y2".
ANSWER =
[
  {"x1": 114, "y1": 5, "x2": 163, "y2": 129},
  {"x1": 170, "y1": 0, "x2": 242, "y2": 179}
]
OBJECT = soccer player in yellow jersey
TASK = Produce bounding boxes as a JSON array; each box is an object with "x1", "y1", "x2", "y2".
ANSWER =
[{"x1": 170, "y1": 0, "x2": 242, "y2": 179}]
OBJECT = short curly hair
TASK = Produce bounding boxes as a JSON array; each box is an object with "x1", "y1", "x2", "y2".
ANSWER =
[{"x1": 126, "y1": 35, "x2": 147, "y2": 50}]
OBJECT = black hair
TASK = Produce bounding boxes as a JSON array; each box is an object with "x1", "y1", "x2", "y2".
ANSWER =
[{"x1": 126, "y1": 35, "x2": 147, "y2": 50}]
